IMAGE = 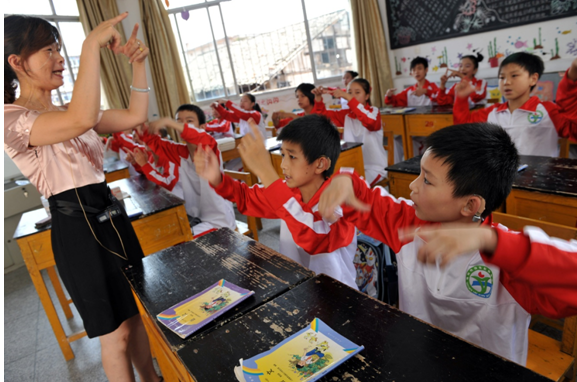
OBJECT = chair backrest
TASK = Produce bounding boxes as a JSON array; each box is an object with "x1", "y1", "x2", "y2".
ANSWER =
[{"x1": 223, "y1": 170, "x2": 259, "y2": 241}]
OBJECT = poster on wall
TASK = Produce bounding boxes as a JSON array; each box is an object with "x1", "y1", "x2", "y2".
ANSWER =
[{"x1": 385, "y1": 0, "x2": 577, "y2": 49}]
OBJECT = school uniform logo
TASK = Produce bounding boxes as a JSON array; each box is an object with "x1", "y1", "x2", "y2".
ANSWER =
[
  {"x1": 527, "y1": 110, "x2": 544, "y2": 124},
  {"x1": 466, "y1": 265, "x2": 493, "y2": 298}
]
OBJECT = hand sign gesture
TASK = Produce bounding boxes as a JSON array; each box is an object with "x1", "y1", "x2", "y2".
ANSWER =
[
  {"x1": 116, "y1": 24, "x2": 149, "y2": 64},
  {"x1": 414, "y1": 82, "x2": 428, "y2": 97}
]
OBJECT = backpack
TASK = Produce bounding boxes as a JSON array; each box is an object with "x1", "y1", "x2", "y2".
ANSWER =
[{"x1": 353, "y1": 233, "x2": 398, "y2": 306}]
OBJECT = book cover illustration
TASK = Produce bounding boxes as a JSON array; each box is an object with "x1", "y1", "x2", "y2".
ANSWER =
[
  {"x1": 157, "y1": 279, "x2": 254, "y2": 339},
  {"x1": 235, "y1": 317, "x2": 364, "y2": 382}
]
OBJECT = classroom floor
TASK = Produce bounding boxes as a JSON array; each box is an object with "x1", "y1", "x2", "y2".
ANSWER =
[
  {"x1": 3, "y1": 211, "x2": 281, "y2": 382},
  {"x1": 4, "y1": 211, "x2": 561, "y2": 381}
]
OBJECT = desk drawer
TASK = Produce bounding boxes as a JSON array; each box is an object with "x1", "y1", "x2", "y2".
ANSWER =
[
  {"x1": 506, "y1": 189, "x2": 577, "y2": 227},
  {"x1": 389, "y1": 172, "x2": 417, "y2": 200},
  {"x1": 405, "y1": 115, "x2": 453, "y2": 136},
  {"x1": 381, "y1": 115, "x2": 405, "y2": 135}
]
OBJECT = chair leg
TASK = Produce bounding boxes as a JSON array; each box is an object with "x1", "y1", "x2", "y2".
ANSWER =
[
  {"x1": 256, "y1": 218, "x2": 263, "y2": 230},
  {"x1": 247, "y1": 216, "x2": 259, "y2": 241}
]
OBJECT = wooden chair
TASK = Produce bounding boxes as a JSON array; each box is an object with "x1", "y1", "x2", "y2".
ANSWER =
[
  {"x1": 492, "y1": 212, "x2": 577, "y2": 381},
  {"x1": 223, "y1": 170, "x2": 260, "y2": 241},
  {"x1": 559, "y1": 138, "x2": 577, "y2": 159}
]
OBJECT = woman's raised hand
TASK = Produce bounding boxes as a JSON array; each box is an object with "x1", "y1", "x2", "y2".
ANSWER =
[
  {"x1": 116, "y1": 24, "x2": 149, "y2": 64},
  {"x1": 86, "y1": 12, "x2": 128, "y2": 52}
]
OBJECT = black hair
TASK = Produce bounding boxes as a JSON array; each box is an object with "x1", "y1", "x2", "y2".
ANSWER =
[
  {"x1": 277, "y1": 114, "x2": 340, "y2": 178},
  {"x1": 243, "y1": 93, "x2": 262, "y2": 113},
  {"x1": 425, "y1": 123, "x2": 519, "y2": 218},
  {"x1": 499, "y1": 52, "x2": 544, "y2": 91},
  {"x1": 410, "y1": 56, "x2": 428, "y2": 70},
  {"x1": 345, "y1": 70, "x2": 359, "y2": 79},
  {"x1": 350, "y1": 78, "x2": 372, "y2": 106},
  {"x1": 461, "y1": 52, "x2": 484, "y2": 69},
  {"x1": 4, "y1": 15, "x2": 60, "y2": 104},
  {"x1": 175, "y1": 104, "x2": 206, "y2": 125},
  {"x1": 295, "y1": 83, "x2": 315, "y2": 106}
]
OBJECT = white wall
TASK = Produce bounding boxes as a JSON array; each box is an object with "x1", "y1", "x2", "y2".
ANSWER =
[{"x1": 377, "y1": 0, "x2": 577, "y2": 90}]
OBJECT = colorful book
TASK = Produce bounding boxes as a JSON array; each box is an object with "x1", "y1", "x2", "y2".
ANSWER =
[
  {"x1": 234, "y1": 318, "x2": 364, "y2": 382},
  {"x1": 157, "y1": 279, "x2": 254, "y2": 339}
]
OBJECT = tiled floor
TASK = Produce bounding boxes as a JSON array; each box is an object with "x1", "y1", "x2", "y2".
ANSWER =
[{"x1": 4, "y1": 214, "x2": 281, "y2": 382}]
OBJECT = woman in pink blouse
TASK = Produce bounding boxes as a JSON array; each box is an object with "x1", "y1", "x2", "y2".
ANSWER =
[{"x1": 4, "y1": 14, "x2": 162, "y2": 382}]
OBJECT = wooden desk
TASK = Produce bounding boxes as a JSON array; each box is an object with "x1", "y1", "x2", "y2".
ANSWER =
[
  {"x1": 177, "y1": 274, "x2": 549, "y2": 382},
  {"x1": 270, "y1": 141, "x2": 365, "y2": 179},
  {"x1": 220, "y1": 135, "x2": 244, "y2": 163},
  {"x1": 380, "y1": 113, "x2": 406, "y2": 165},
  {"x1": 103, "y1": 159, "x2": 130, "y2": 183},
  {"x1": 124, "y1": 229, "x2": 314, "y2": 382},
  {"x1": 386, "y1": 155, "x2": 577, "y2": 227},
  {"x1": 14, "y1": 176, "x2": 193, "y2": 361}
]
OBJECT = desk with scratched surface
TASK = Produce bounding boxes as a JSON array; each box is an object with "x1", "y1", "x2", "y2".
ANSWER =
[
  {"x1": 124, "y1": 228, "x2": 314, "y2": 381},
  {"x1": 387, "y1": 155, "x2": 577, "y2": 227},
  {"x1": 178, "y1": 274, "x2": 550, "y2": 382}
]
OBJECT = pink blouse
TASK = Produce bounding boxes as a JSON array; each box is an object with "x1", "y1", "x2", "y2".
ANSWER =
[{"x1": 4, "y1": 104, "x2": 106, "y2": 198}]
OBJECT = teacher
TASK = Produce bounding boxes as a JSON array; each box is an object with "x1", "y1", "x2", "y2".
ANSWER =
[{"x1": 4, "y1": 14, "x2": 162, "y2": 382}]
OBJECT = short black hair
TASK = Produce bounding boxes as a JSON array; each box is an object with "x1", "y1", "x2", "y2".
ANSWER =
[
  {"x1": 277, "y1": 114, "x2": 341, "y2": 178},
  {"x1": 499, "y1": 52, "x2": 544, "y2": 91},
  {"x1": 296, "y1": 83, "x2": 315, "y2": 106},
  {"x1": 425, "y1": 123, "x2": 519, "y2": 218},
  {"x1": 410, "y1": 56, "x2": 428, "y2": 70},
  {"x1": 175, "y1": 104, "x2": 206, "y2": 125}
]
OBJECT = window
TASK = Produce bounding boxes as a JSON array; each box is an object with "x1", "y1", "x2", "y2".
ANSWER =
[
  {"x1": 4, "y1": 0, "x2": 109, "y2": 109},
  {"x1": 167, "y1": 0, "x2": 356, "y2": 102}
]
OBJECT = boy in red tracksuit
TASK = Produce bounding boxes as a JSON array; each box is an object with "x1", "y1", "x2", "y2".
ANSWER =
[
  {"x1": 194, "y1": 115, "x2": 359, "y2": 289},
  {"x1": 140, "y1": 104, "x2": 236, "y2": 237},
  {"x1": 107, "y1": 131, "x2": 151, "y2": 175},
  {"x1": 453, "y1": 52, "x2": 577, "y2": 157},
  {"x1": 315, "y1": 123, "x2": 577, "y2": 365},
  {"x1": 384, "y1": 57, "x2": 439, "y2": 107}
]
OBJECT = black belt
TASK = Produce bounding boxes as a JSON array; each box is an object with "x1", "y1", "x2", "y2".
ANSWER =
[{"x1": 51, "y1": 188, "x2": 119, "y2": 218}]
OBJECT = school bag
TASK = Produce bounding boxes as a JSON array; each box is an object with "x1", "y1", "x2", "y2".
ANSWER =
[{"x1": 353, "y1": 232, "x2": 398, "y2": 306}]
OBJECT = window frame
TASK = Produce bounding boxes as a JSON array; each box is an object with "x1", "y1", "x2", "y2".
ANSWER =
[{"x1": 167, "y1": 0, "x2": 355, "y2": 102}]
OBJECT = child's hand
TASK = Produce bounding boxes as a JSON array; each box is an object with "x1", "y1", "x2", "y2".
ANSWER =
[
  {"x1": 569, "y1": 57, "x2": 577, "y2": 81},
  {"x1": 330, "y1": 88, "x2": 348, "y2": 100},
  {"x1": 413, "y1": 82, "x2": 428, "y2": 97},
  {"x1": 440, "y1": 69, "x2": 450, "y2": 88},
  {"x1": 318, "y1": 175, "x2": 370, "y2": 223},
  {"x1": 398, "y1": 225, "x2": 498, "y2": 266},
  {"x1": 131, "y1": 147, "x2": 148, "y2": 167},
  {"x1": 311, "y1": 87, "x2": 325, "y2": 102},
  {"x1": 216, "y1": 99, "x2": 228, "y2": 105},
  {"x1": 454, "y1": 79, "x2": 475, "y2": 99},
  {"x1": 272, "y1": 111, "x2": 282, "y2": 127},
  {"x1": 123, "y1": 149, "x2": 136, "y2": 165},
  {"x1": 385, "y1": 88, "x2": 397, "y2": 98},
  {"x1": 238, "y1": 119, "x2": 279, "y2": 187},
  {"x1": 193, "y1": 144, "x2": 222, "y2": 187},
  {"x1": 211, "y1": 102, "x2": 218, "y2": 110}
]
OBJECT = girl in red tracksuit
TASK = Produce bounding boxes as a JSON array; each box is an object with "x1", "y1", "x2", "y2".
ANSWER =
[
  {"x1": 272, "y1": 83, "x2": 316, "y2": 132},
  {"x1": 436, "y1": 53, "x2": 487, "y2": 107},
  {"x1": 213, "y1": 93, "x2": 266, "y2": 137},
  {"x1": 313, "y1": 78, "x2": 388, "y2": 187}
]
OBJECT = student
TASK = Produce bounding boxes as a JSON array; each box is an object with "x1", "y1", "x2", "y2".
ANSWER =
[
  {"x1": 312, "y1": 79, "x2": 388, "y2": 187},
  {"x1": 108, "y1": 130, "x2": 146, "y2": 176},
  {"x1": 436, "y1": 52, "x2": 487, "y2": 106},
  {"x1": 139, "y1": 104, "x2": 236, "y2": 237},
  {"x1": 315, "y1": 123, "x2": 577, "y2": 365},
  {"x1": 384, "y1": 57, "x2": 440, "y2": 107},
  {"x1": 194, "y1": 115, "x2": 358, "y2": 289},
  {"x1": 272, "y1": 83, "x2": 316, "y2": 132},
  {"x1": 206, "y1": 104, "x2": 234, "y2": 138},
  {"x1": 556, "y1": 56, "x2": 577, "y2": 122},
  {"x1": 214, "y1": 93, "x2": 266, "y2": 137},
  {"x1": 340, "y1": 70, "x2": 359, "y2": 109},
  {"x1": 453, "y1": 52, "x2": 577, "y2": 157}
]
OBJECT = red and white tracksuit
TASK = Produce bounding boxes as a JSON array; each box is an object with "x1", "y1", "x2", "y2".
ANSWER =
[
  {"x1": 139, "y1": 125, "x2": 236, "y2": 237},
  {"x1": 276, "y1": 111, "x2": 305, "y2": 133},
  {"x1": 327, "y1": 169, "x2": 577, "y2": 365},
  {"x1": 205, "y1": 118, "x2": 234, "y2": 138},
  {"x1": 212, "y1": 175, "x2": 358, "y2": 288},
  {"x1": 313, "y1": 98, "x2": 388, "y2": 186},
  {"x1": 384, "y1": 79, "x2": 440, "y2": 107},
  {"x1": 215, "y1": 101, "x2": 266, "y2": 137},
  {"x1": 436, "y1": 76, "x2": 487, "y2": 107},
  {"x1": 453, "y1": 89, "x2": 577, "y2": 157}
]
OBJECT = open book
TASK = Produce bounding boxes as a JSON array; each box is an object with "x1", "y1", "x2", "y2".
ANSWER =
[
  {"x1": 234, "y1": 318, "x2": 364, "y2": 382},
  {"x1": 157, "y1": 279, "x2": 254, "y2": 339}
]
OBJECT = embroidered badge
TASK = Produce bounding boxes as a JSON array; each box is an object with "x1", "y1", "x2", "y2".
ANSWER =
[
  {"x1": 466, "y1": 265, "x2": 493, "y2": 298},
  {"x1": 527, "y1": 110, "x2": 543, "y2": 124}
]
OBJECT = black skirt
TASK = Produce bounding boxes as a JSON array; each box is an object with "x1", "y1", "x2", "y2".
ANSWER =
[{"x1": 49, "y1": 181, "x2": 144, "y2": 338}]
